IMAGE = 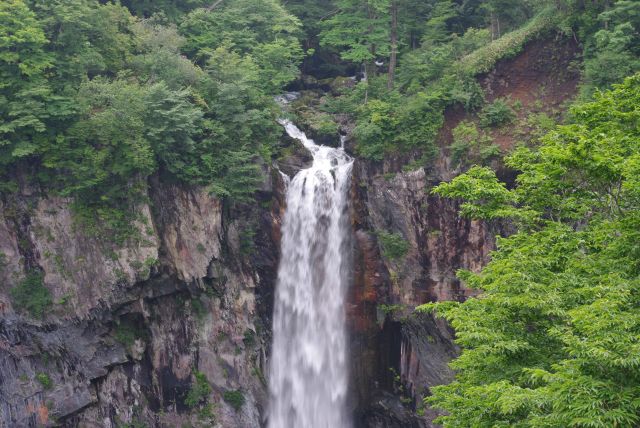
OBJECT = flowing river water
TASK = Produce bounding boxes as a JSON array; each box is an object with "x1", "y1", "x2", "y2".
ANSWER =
[{"x1": 268, "y1": 120, "x2": 353, "y2": 428}]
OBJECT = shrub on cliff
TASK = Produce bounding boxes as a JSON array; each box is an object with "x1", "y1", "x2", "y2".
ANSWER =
[
  {"x1": 223, "y1": 389, "x2": 246, "y2": 411},
  {"x1": 10, "y1": 271, "x2": 52, "y2": 319},
  {"x1": 450, "y1": 121, "x2": 501, "y2": 167},
  {"x1": 479, "y1": 98, "x2": 517, "y2": 128},
  {"x1": 35, "y1": 373, "x2": 53, "y2": 390},
  {"x1": 377, "y1": 230, "x2": 410, "y2": 261},
  {"x1": 185, "y1": 371, "x2": 212, "y2": 408}
]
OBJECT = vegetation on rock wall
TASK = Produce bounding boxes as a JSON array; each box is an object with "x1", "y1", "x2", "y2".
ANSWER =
[
  {"x1": 9, "y1": 270, "x2": 51, "y2": 318},
  {"x1": 185, "y1": 371, "x2": 213, "y2": 408},
  {"x1": 313, "y1": 0, "x2": 640, "y2": 162},
  {"x1": 0, "y1": 0, "x2": 302, "y2": 241},
  {"x1": 422, "y1": 74, "x2": 640, "y2": 427},
  {"x1": 450, "y1": 121, "x2": 500, "y2": 167},
  {"x1": 377, "y1": 230, "x2": 410, "y2": 260},
  {"x1": 223, "y1": 389, "x2": 246, "y2": 411}
]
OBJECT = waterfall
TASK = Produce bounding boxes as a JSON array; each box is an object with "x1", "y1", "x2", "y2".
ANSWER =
[{"x1": 268, "y1": 120, "x2": 353, "y2": 428}]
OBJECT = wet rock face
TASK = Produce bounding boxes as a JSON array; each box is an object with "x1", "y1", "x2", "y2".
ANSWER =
[
  {"x1": 0, "y1": 193, "x2": 160, "y2": 320},
  {"x1": 0, "y1": 317, "x2": 128, "y2": 427},
  {"x1": 0, "y1": 174, "x2": 284, "y2": 427},
  {"x1": 360, "y1": 390, "x2": 425, "y2": 428},
  {"x1": 348, "y1": 159, "x2": 497, "y2": 427},
  {"x1": 350, "y1": 160, "x2": 497, "y2": 305},
  {"x1": 347, "y1": 35, "x2": 581, "y2": 428},
  {"x1": 275, "y1": 132, "x2": 313, "y2": 177}
]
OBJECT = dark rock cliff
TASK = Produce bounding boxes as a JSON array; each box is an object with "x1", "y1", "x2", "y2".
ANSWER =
[{"x1": 0, "y1": 170, "x2": 285, "y2": 427}]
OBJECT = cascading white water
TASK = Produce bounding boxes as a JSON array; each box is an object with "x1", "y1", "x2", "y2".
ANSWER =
[{"x1": 268, "y1": 120, "x2": 353, "y2": 428}]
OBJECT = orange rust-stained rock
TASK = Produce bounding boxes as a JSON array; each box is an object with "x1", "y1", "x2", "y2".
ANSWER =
[
  {"x1": 348, "y1": 229, "x2": 386, "y2": 333},
  {"x1": 25, "y1": 402, "x2": 49, "y2": 426}
]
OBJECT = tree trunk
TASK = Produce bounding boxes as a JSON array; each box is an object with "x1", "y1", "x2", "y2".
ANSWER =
[
  {"x1": 365, "y1": 58, "x2": 377, "y2": 81},
  {"x1": 490, "y1": 11, "x2": 499, "y2": 40},
  {"x1": 365, "y1": 2, "x2": 377, "y2": 80},
  {"x1": 387, "y1": 0, "x2": 398, "y2": 90}
]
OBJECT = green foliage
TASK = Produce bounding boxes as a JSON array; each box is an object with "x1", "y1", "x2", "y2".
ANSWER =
[
  {"x1": 114, "y1": 325, "x2": 137, "y2": 348},
  {"x1": 450, "y1": 121, "x2": 500, "y2": 166},
  {"x1": 319, "y1": 0, "x2": 494, "y2": 75},
  {"x1": 481, "y1": 0, "x2": 541, "y2": 36},
  {"x1": 130, "y1": 18, "x2": 203, "y2": 89},
  {"x1": 239, "y1": 226, "x2": 256, "y2": 256},
  {"x1": 184, "y1": 371, "x2": 212, "y2": 408},
  {"x1": 433, "y1": 166, "x2": 526, "y2": 222},
  {"x1": 4, "y1": 0, "x2": 634, "y2": 234},
  {"x1": 459, "y1": 8, "x2": 557, "y2": 75},
  {"x1": 335, "y1": 79, "x2": 442, "y2": 161},
  {"x1": 352, "y1": 97, "x2": 399, "y2": 160},
  {"x1": 113, "y1": 320, "x2": 148, "y2": 349},
  {"x1": 517, "y1": 111, "x2": 557, "y2": 144},
  {"x1": 285, "y1": 0, "x2": 334, "y2": 42},
  {"x1": 580, "y1": 1, "x2": 640, "y2": 97},
  {"x1": 0, "y1": 0, "x2": 52, "y2": 166},
  {"x1": 322, "y1": 2, "x2": 560, "y2": 162},
  {"x1": 397, "y1": 27, "x2": 490, "y2": 94},
  {"x1": 377, "y1": 230, "x2": 410, "y2": 260},
  {"x1": 378, "y1": 304, "x2": 404, "y2": 315},
  {"x1": 190, "y1": 298, "x2": 207, "y2": 320},
  {"x1": 36, "y1": 373, "x2": 53, "y2": 390},
  {"x1": 243, "y1": 329, "x2": 256, "y2": 347},
  {"x1": 422, "y1": 74, "x2": 640, "y2": 427},
  {"x1": 420, "y1": 0, "x2": 458, "y2": 48},
  {"x1": 42, "y1": 78, "x2": 156, "y2": 207},
  {"x1": 394, "y1": 91, "x2": 444, "y2": 155},
  {"x1": 120, "y1": 0, "x2": 208, "y2": 20},
  {"x1": 223, "y1": 389, "x2": 245, "y2": 411},
  {"x1": 10, "y1": 271, "x2": 52, "y2": 319},
  {"x1": 29, "y1": 0, "x2": 137, "y2": 86},
  {"x1": 479, "y1": 98, "x2": 517, "y2": 128},
  {"x1": 344, "y1": 21, "x2": 491, "y2": 161},
  {"x1": 178, "y1": 0, "x2": 303, "y2": 93},
  {"x1": 1, "y1": 0, "x2": 301, "y2": 242},
  {"x1": 320, "y1": 0, "x2": 391, "y2": 67}
]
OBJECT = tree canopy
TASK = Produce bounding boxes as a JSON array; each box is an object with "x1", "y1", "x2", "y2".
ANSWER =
[{"x1": 0, "y1": 0, "x2": 302, "y2": 241}]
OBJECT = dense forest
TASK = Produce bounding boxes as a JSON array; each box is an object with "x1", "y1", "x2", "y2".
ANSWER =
[
  {"x1": 2, "y1": 0, "x2": 640, "y2": 426},
  {"x1": 1, "y1": 0, "x2": 303, "y2": 242}
]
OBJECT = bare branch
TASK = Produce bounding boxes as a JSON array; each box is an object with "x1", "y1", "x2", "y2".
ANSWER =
[
  {"x1": 206, "y1": 0, "x2": 224, "y2": 12},
  {"x1": 319, "y1": 9, "x2": 340, "y2": 21}
]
